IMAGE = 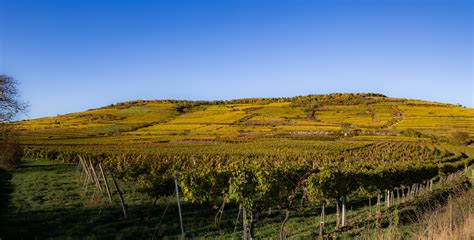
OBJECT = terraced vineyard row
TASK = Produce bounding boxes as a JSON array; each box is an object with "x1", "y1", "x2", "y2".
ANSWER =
[{"x1": 13, "y1": 94, "x2": 474, "y2": 144}]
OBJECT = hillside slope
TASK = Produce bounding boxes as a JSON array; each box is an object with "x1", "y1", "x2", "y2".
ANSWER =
[
  {"x1": 2, "y1": 93, "x2": 474, "y2": 240},
  {"x1": 11, "y1": 93, "x2": 474, "y2": 145}
]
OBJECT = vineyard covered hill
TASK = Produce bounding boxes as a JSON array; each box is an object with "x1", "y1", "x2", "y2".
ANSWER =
[
  {"x1": 11, "y1": 93, "x2": 474, "y2": 145},
  {"x1": 2, "y1": 93, "x2": 474, "y2": 239}
]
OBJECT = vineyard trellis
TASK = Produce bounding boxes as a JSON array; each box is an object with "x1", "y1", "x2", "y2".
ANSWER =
[{"x1": 25, "y1": 142, "x2": 473, "y2": 239}]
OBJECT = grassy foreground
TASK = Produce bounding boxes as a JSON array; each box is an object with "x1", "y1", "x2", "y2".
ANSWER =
[{"x1": 0, "y1": 159, "x2": 471, "y2": 239}]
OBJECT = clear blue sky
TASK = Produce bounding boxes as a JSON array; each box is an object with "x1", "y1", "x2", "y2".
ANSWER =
[{"x1": 0, "y1": 0, "x2": 472, "y2": 119}]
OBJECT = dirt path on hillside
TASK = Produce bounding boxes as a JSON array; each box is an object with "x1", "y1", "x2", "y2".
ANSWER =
[{"x1": 383, "y1": 104, "x2": 404, "y2": 129}]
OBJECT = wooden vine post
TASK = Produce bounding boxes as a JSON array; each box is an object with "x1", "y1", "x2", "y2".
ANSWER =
[
  {"x1": 98, "y1": 163, "x2": 113, "y2": 203},
  {"x1": 368, "y1": 195, "x2": 372, "y2": 218},
  {"x1": 89, "y1": 159, "x2": 103, "y2": 193},
  {"x1": 174, "y1": 176, "x2": 185, "y2": 238},
  {"x1": 234, "y1": 204, "x2": 242, "y2": 233},
  {"x1": 240, "y1": 164, "x2": 248, "y2": 240},
  {"x1": 78, "y1": 155, "x2": 91, "y2": 179},
  {"x1": 390, "y1": 191, "x2": 394, "y2": 205},
  {"x1": 335, "y1": 198, "x2": 340, "y2": 230},
  {"x1": 78, "y1": 155, "x2": 93, "y2": 187},
  {"x1": 341, "y1": 196, "x2": 347, "y2": 227},
  {"x1": 243, "y1": 207, "x2": 248, "y2": 240},
  {"x1": 107, "y1": 167, "x2": 128, "y2": 219},
  {"x1": 319, "y1": 200, "x2": 326, "y2": 237}
]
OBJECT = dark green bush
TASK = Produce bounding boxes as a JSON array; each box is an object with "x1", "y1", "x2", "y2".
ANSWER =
[
  {"x1": 0, "y1": 131, "x2": 23, "y2": 169},
  {"x1": 451, "y1": 131, "x2": 471, "y2": 146}
]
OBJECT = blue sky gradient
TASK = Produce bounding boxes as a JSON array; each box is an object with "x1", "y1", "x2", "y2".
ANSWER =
[{"x1": 0, "y1": 0, "x2": 472, "y2": 119}]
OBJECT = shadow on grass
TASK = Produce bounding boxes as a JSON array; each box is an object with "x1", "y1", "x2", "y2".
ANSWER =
[
  {"x1": 0, "y1": 169, "x2": 13, "y2": 214},
  {"x1": 0, "y1": 193, "x2": 247, "y2": 240},
  {"x1": 16, "y1": 163, "x2": 77, "y2": 171},
  {"x1": 0, "y1": 203, "x2": 171, "y2": 239}
]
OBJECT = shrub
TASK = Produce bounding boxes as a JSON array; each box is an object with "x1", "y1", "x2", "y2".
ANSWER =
[
  {"x1": 451, "y1": 131, "x2": 470, "y2": 146},
  {"x1": 401, "y1": 129, "x2": 423, "y2": 138},
  {"x1": 340, "y1": 122, "x2": 352, "y2": 129},
  {"x1": 0, "y1": 131, "x2": 23, "y2": 169}
]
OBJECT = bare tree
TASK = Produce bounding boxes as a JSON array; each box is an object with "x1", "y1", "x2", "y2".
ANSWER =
[
  {"x1": 0, "y1": 74, "x2": 27, "y2": 168},
  {"x1": 1, "y1": 74, "x2": 27, "y2": 122}
]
